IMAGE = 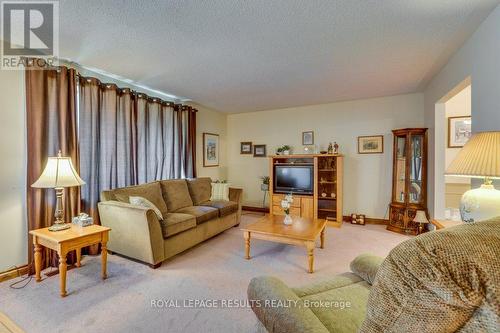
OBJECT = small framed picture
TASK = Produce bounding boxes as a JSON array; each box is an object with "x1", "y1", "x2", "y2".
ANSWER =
[
  {"x1": 240, "y1": 142, "x2": 253, "y2": 154},
  {"x1": 302, "y1": 131, "x2": 314, "y2": 145},
  {"x1": 203, "y1": 133, "x2": 219, "y2": 167},
  {"x1": 253, "y1": 144, "x2": 267, "y2": 157},
  {"x1": 448, "y1": 116, "x2": 471, "y2": 148},
  {"x1": 358, "y1": 135, "x2": 384, "y2": 154}
]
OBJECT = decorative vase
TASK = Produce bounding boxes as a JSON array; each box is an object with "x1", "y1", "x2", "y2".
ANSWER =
[
  {"x1": 283, "y1": 150, "x2": 290, "y2": 155},
  {"x1": 261, "y1": 184, "x2": 269, "y2": 191},
  {"x1": 283, "y1": 214, "x2": 293, "y2": 225}
]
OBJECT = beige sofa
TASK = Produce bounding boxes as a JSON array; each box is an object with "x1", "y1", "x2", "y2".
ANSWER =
[{"x1": 98, "y1": 178, "x2": 242, "y2": 268}]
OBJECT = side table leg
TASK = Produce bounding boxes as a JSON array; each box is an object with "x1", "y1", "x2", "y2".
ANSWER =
[
  {"x1": 76, "y1": 248, "x2": 81, "y2": 268},
  {"x1": 101, "y1": 241, "x2": 108, "y2": 279},
  {"x1": 58, "y1": 253, "x2": 67, "y2": 297},
  {"x1": 34, "y1": 242, "x2": 42, "y2": 282},
  {"x1": 306, "y1": 241, "x2": 315, "y2": 273},
  {"x1": 244, "y1": 231, "x2": 251, "y2": 260}
]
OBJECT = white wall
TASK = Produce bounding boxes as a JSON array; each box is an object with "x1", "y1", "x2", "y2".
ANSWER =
[
  {"x1": 0, "y1": 70, "x2": 27, "y2": 272},
  {"x1": 227, "y1": 93, "x2": 424, "y2": 218},
  {"x1": 424, "y1": 5, "x2": 500, "y2": 218},
  {"x1": 445, "y1": 85, "x2": 471, "y2": 184},
  {"x1": 189, "y1": 102, "x2": 228, "y2": 181}
]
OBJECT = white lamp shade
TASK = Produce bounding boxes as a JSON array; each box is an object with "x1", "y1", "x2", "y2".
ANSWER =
[
  {"x1": 31, "y1": 156, "x2": 85, "y2": 188},
  {"x1": 445, "y1": 131, "x2": 500, "y2": 179},
  {"x1": 413, "y1": 210, "x2": 429, "y2": 224}
]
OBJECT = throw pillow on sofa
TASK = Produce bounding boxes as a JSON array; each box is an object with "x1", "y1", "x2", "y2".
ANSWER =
[
  {"x1": 211, "y1": 183, "x2": 230, "y2": 201},
  {"x1": 129, "y1": 196, "x2": 164, "y2": 220}
]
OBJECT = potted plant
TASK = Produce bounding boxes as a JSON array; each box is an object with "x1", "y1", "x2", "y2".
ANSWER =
[
  {"x1": 260, "y1": 176, "x2": 270, "y2": 191},
  {"x1": 276, "y1": 145, "x2": 291, "y2": 155}
]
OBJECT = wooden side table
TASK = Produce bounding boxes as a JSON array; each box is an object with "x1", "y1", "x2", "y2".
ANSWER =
[
  {"x1": 431, "y1": 219, "x2": 464, "y2": 230},
  {"x1": 29, "y1": 224, "x2": 111, "y2": 297}
]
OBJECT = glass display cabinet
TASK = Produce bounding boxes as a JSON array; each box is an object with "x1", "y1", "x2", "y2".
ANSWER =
[{"x1": 388, "y1": 128, "x2": 428, "y2": 235}]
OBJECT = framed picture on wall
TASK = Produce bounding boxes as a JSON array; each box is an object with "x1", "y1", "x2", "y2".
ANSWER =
[
  {"x1": 302, "y1": 131, "x2": 314, "y2": 145},
  {"x1": 203, "y1": 133, "x2": 219, "y2": 167},
  {"x1": 253, "y1": 144, "x2": 267, "y2": 157},
  {"x1": 240, "y1": 142, "x2": 253, "y2": 154},
  {"x1": 358, "y1": 135, "x2": 384, "y2": 154},
  {"x1": 448, "y1": 116, "x2": 471, "y2": 148}
]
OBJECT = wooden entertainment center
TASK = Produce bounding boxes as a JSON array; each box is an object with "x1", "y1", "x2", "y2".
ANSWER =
[{"x1": 269, "y1": 154, "x2": 343, "y2": 223}]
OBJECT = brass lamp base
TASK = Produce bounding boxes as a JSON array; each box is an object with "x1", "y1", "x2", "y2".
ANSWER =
[{"x1": 48, "y1": 222, "x2": 71, "y2": 232}]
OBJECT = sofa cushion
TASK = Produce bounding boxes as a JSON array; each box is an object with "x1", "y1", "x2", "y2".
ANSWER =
[
  {"x1": 175, "y1": 206, "x2": 219, "y2": 224},
  {"x1": 201, "y1": 200, "x2": 238, "y2": 217},
  {"x1": 301, "y1": 280, "x2": 371, "y2": 333},
  {"x1": 160, "y1": 213, "x2": 196, "y2": 239},
  {"x1": 112, "y1": 182, "x2": 168, "y2": 217},
  {"x1": 159, "y1": 179, "x2": 193, "y2": 212},
  {"x1": 186, "y1": 177, "x2": 212, "y2": 205}
]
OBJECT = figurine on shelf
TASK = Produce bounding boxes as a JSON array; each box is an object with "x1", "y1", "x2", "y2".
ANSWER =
[
  {"x1": 333, "y1": 142, "x2": 339, "y2": 154},
  {"x1": 327, "y1": 142, "x2": 333, "y2": 154}
]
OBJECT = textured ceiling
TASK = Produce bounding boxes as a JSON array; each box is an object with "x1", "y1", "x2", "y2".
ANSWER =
[{"x1": 59, "y1": 0, "x2": 499, "y2": 113}]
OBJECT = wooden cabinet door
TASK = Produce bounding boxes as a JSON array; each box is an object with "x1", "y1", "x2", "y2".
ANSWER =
[{"x1": 301, "y1": 197, "x2": 314, "y2": 219}]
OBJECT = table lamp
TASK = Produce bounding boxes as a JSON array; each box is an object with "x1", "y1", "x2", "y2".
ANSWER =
[
  {"x1": 31, "y1": 151, "x2": 85, "y2": 231},
  {"x1": 413, "y1": 210, "x2": 429, "y2": 234},
  {"x1": 445, "y1": 131, "x2": 500, "y2": 223}
]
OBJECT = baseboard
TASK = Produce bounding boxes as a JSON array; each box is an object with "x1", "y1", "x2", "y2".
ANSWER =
[
  {"x1": 242, "y1": 206, "x2": 269, "y2": 213},
  {"x1": 343, "y1": 215, "x2": 388, "y2": 225},
  {"x1": 0, "y1": 311, "x2": 24, "y2": 333},
  {"x1": 0, "y1": 265, "x2": 29, "y2": 283}
]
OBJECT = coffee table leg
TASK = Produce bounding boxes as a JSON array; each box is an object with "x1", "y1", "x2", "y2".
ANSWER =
[
  {"x1": 76, "y1": 248, "x2": 81, "y2": 268},
  {"x1": 244, "y1": 231, "x2": 251, "y2": 259},
  {"x1": 320, "y1": 227, "x2": 325, "y2": 249},
  {"x1": 306, "y1": 241, "x2": 315, "y2": 273}
]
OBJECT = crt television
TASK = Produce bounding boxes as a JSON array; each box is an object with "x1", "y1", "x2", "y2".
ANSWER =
[{"x1": 274, "y1": 165, "x2": 313, "y2": 195}]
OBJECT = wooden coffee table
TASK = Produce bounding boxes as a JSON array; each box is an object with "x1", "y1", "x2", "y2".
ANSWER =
[{"x1": 241, "y1": 215, "x2": 327, "y2": 273}]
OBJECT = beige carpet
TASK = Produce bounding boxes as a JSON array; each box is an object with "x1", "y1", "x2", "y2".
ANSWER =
[{"x1": 0, "y1": 214, "x2": 409, "y2": 333}]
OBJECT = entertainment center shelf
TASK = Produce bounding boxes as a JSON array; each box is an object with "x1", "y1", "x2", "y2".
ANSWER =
[{"x1": 269, "y1": 154, "x2": 343, "y2": 223}]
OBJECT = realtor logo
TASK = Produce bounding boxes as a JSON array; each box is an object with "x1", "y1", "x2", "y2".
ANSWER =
[{"x1": 1, "y1": 1, "x2": 59, "y2": 69}]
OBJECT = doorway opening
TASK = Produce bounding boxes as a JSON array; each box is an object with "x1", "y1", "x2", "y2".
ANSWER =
[{"x1": 434, "y1": 78, "x2": 471, "y2": 220}]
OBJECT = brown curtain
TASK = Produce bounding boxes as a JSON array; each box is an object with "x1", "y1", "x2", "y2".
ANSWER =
[{"x1": 26, "y1": 65, "x2": 80, "y2": 274}]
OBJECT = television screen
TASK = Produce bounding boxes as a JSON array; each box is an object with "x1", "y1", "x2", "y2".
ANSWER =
[{"x1": 274, "y1": 166, "x2": 313, "y2": 194}]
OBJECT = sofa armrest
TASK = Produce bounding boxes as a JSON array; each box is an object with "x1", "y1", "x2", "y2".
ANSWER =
[
  {"x1": 97, "y1": 201, "x2": 165, "y2": 265},
  {"x1": 248, "y1": 276, "x2": 329, "y2": 333},
  {"x1": 229, "y1": 187, "x2": 242, "y2": 203},
  {"x1": 229, "y1": 187, "x2": 243, "y2": 221},
  {"x1": 349, "y1": 253, "x2": 384, "y2": 285}
]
